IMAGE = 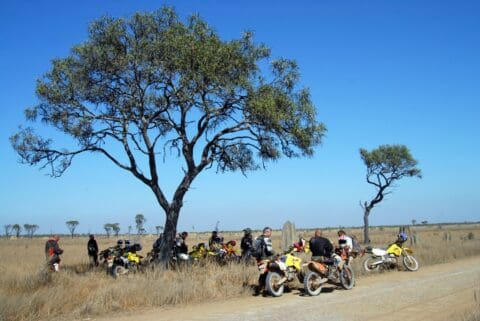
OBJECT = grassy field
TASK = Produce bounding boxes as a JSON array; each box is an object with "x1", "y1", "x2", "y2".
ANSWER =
[{"x1": 1, "y1": 224, "x2": 479, "y2": 321}]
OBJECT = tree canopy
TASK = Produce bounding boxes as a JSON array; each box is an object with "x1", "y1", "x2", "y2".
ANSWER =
[{"x1": 10, "y1": 7, "x2": 326, "y2": 262}]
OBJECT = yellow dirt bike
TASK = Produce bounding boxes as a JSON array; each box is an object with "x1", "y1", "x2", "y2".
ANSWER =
[
  {"x1": 258, "y1": 252, "x2": 304, "y2": 297},
  {"x1": 110, "y1": 243, "x2": 144, "y2": 277},
  {"x1": 303, "y1": 247, "x2": 355, "y2": 296},
  {"x1": 363, "y1": 242, "x2": 419, "y2": 272}
]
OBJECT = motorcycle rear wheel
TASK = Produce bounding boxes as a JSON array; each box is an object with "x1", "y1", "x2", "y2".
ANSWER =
[
  {"x1": 363, "y1": 256, "x2": 381, "y2": 272},
  {"x1": 402, "y1": 255, "x2": 419, "y2": 271},
  {"x1": 303, "y1": 271, "x2": 323, "y2": 296},
  {"x1": 340, "y1": 265, "x2": 355, "y2": 290},
  {"x1": 113, "y1": 265, "x2": 128, "y2": 278},
  {"x1": 265, "y1": 271, "x2": 284, "y2": 297}
]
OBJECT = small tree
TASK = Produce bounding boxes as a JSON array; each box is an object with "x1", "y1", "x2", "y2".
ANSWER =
[
  {"x1": 24, "y1": 224, "x2": 39, "y2": 238},
  {"x1": 104, "y1": 223, "x2": 112, "y2": 237},
  {"x1": 12, "y1": 224, "x2": 21, "y2": 238},
  {"x1": 411, "y1": 219, "x2": 417, "y2": 226},
  {"x1": 135, "y1": 214, "x2": 146, "y2": 235},
  {"x1": 360, "y1": 144, "x2": 421, "y2": 244},
  {"x1": 112, "y1": 223, "x2": 120, "y2": 237},
  {"x1": 66, "y1": 220, "x2": 79, "y2": 238},
  {"x1": 4, "y1": 224, "x2": 12, "y2": 237},
  {"x1": 127, "y1": 226, "x2": 132, "y2": 237}
]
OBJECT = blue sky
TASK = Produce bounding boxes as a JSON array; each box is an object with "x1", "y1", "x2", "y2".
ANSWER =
[{"x1": 1, "y1": 1, "x2": 479, "y2": 235}]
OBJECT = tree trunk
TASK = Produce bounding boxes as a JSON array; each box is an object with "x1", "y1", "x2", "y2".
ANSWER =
[
  {"x1": 363, "y1": 209, "x2": 371, "y2": 244},
  {"x1": 156, "y1": 206, "x2": 180, "y2": 267}
]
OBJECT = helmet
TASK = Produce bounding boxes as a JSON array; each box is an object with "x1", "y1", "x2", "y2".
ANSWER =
[
  {"x1": 243, "y1": 228, "x2": 252, "y2": 234},
  {"x1": 117, "y1": 240, "x2": 123, "y2": 245},
  {"x1": 398, "y1": 232, "x2": 408, "y2": 242}
]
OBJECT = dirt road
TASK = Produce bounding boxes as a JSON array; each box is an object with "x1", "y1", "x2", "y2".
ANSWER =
[{"x1": 94, "y1": 256, "x2": 480, "y2": 321}]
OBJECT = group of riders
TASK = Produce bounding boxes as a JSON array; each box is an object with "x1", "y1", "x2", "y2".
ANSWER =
[
  {"x1": 44, "y1": 227, "x2": 410, "y2": 291},
  {"x1": 43, "y1": 227, "x2": 361, "y2": 271}
]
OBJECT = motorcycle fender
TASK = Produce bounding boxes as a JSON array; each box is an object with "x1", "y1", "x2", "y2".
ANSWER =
[
  {"x1": 404, "y1": 248, "x2": 413, "y2": 254},
  {"x1": 308, "y1": 261, "x2": 327, "y2": 274},
  {"x1": 372, "y1": 248, "x2": 388, "y2": 256}
]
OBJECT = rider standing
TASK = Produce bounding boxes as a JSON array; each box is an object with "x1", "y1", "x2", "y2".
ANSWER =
[
  {"x1": 254, "y1": 227, "x2": 275, "y2": 260},
  {"x1": 254, "y1": 227, "x2": 276, "y2": 295},
  {"x1": 45, "y1": 235, "x2": 63, "y2": 271},
  {"x1": 87, "y1": 234, "x2": 99, "y2": 267},
  {"x1": 240, "y1": 228, "x2": 253, "y2": 260}
]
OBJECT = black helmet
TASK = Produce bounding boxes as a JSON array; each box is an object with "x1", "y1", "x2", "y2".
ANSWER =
[
  {"x1": 117, "y1": 240, "x2": 123, "y2": 245},
  {"x1": 243, "y1": 228, "x2": 252, "y2": 234}
]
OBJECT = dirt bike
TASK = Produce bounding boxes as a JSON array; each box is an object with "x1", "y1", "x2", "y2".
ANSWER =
[
  {"x1": 363, "y1": 241, "x2": 419, "y2": 272},
  {"x1": 101, "y1": 243, "x2": 144, "y2": 277},
  {"x1": 214, "y1": 240, "x2": 241, "y2": 264},
  {"x1": 303, "y1": 247, "x2": 355, "y2": 296},
  {"x1": 258, "y1": 252, "x2": 304, "y2": 297}
]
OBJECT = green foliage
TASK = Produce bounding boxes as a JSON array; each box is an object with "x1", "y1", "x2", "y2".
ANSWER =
[
  {"x1": 360, "y1": 144, "x2": 422, "y2": 183},
  {"x1": 11, "y1": 6, "x2": 325, "y2": 180}
]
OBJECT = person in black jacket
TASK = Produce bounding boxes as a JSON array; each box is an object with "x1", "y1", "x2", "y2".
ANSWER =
[
  {"x1": 309, "y1": 229, "x2": 333, "y2": 262},
  {"x1": 87, "y1": 234, "x2": 99, "y2": 267},
  {"x1": 240, "y1": 228, "x2": 253, "y2": 261}
]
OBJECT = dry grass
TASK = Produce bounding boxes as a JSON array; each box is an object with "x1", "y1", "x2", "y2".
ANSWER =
[{"x1": 1, "y1": 224, "x2": 480, "y2": 321}]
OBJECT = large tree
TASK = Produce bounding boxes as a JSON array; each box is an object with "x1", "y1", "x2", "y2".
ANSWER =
[
  {"x1": 10, "y1": 8, "x2": 325, "y2": 264},
  {"x1": 66, "y1": 220, "x2": 79, "y2": 238},
  {"x1": 360, "y1": 144, "x2": 421, "y2": 243}
]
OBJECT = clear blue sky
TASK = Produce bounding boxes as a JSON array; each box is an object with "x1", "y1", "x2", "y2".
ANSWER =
[{"x1": 1, "y1": 1, "x2": 479, "y2": 235}]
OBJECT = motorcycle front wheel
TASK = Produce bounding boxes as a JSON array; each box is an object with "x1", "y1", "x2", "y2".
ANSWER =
[
  {"x1": 340, "y1": 265, "x2": 355, "y2": 290},
  {"x1": 363, "y1": 256, "x2": 381, "y2": 272},
  {"x1": 402, "y1": 255, "x2": 419, "y2": 271},
  {"x1": 265, "y1": 271, "x2": 285, "y2": 297},
  {"x1": 303, "y1": 271, "x2": 323, "y2": 296}
]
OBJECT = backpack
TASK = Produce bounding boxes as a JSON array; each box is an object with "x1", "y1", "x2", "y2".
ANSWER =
[{"x1": 251, "y1": 237, "x2": 265, "y2": 259}]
